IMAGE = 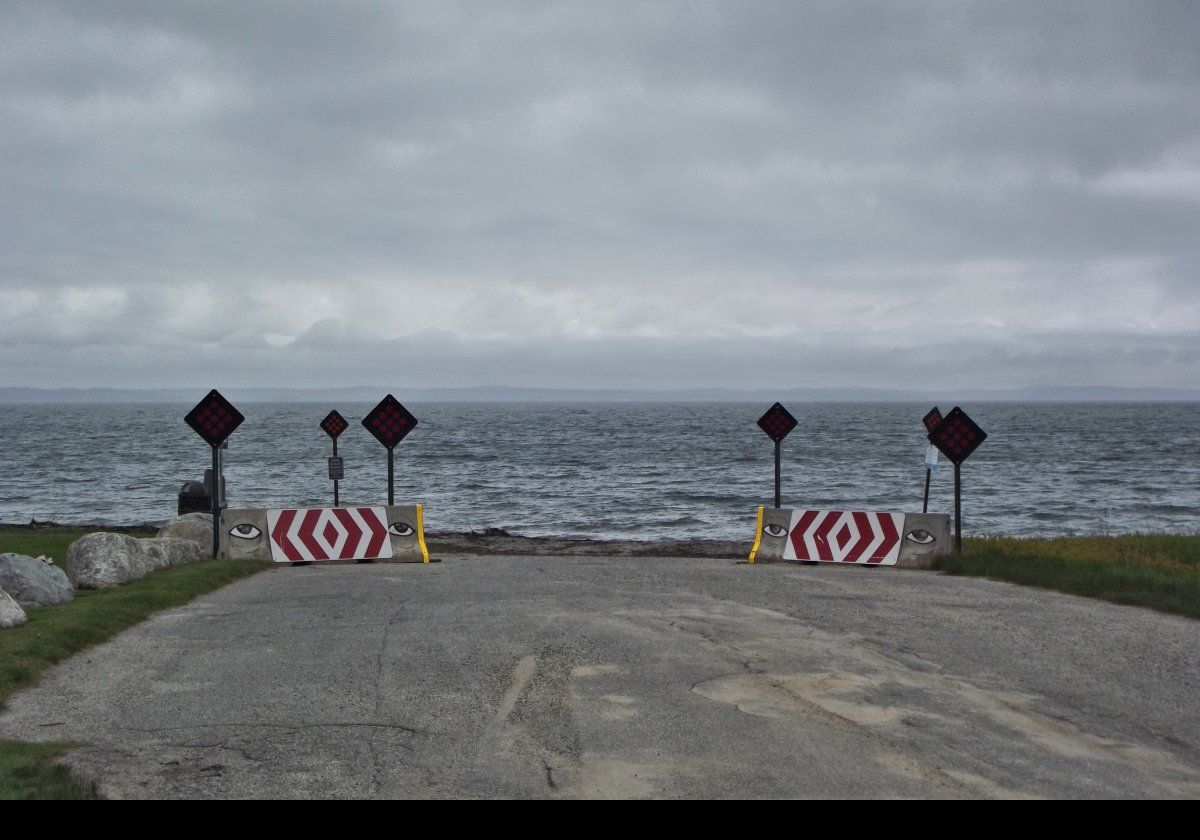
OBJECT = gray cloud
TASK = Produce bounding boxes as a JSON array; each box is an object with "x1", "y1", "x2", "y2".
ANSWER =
[{"x1": 2, "y1": 1, "x2": 1197, "y2": 390}]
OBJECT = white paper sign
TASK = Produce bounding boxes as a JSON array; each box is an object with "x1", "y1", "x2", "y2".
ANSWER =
[{"x1": 924, "y1": 444, "x2": 940, "y2": 471}]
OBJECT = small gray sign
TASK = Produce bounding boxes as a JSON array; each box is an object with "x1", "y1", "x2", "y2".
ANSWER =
[{"x1": 328, "y1": 456, "x2": 344, "y2": 480}]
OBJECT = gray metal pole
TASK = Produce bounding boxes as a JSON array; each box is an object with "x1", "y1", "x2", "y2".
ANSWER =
[
  {"x1": 387, "y1": 446, "x2": 395, "y2": 506},
  {"x1": 954, "y1": 462, "x2": 962, "y2": 554},
  {"x1": 211, "y1": 444, "x2": 220, "y2": 559},
  {"x1": 332, "y1": 437, "x2": 339, "y2": 507},
  {"x1": 774, "y1": 439, "x2": 781, "y2": 509}
]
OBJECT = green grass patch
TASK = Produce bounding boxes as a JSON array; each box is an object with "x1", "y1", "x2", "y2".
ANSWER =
[
  {"x1": 0, "y1": 740, "x2": 98, "y2": 800},
  {"x1": 938, "y1": 534, "x2": 1200, "y2": 620},
  {"x1": 0, "y1": 527, "x2": 270, "y2": 799}
]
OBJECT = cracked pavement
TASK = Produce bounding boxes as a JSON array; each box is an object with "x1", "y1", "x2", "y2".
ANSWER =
[{"x1": 2, "y1": 555, "x2": 1198, "y2": 798}]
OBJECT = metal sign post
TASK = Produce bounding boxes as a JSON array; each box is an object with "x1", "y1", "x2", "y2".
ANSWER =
[
  {"x1": 320, "y1": 410, "x2": 348, "y2": 506},
  {"x1": 954, "y1": 462, "x2": 962, "y2": 552},
  {"x1": 210, "y1": 444, "x2": 219, "y2": 548},
  {"x1": 921, "y1": 407, "x2": 943, "y2": 513},
  {"x1": 757, "y1": 402, "x2": 798, "y2": 509},
  {"x1": 927, "y1": 406, "x2": 988, "y2": 554},
  {"x1": 184, "y1": 390, "x2": 245, "y2": 558},
  {"x1": 361, "y1": 394, "x2": 418, "y2": 506},
  {"x1": 774, "y1": 439, "x2": 781, "y2": 509}
]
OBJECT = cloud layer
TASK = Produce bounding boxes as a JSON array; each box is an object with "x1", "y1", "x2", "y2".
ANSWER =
[{"x1": 3, "y1": 1, "x2": 1198, "y2": 389}]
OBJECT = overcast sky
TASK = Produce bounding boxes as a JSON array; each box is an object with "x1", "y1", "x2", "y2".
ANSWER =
[{"x1": 2, "y1": 1, "x2": 1197, "y2": 391}]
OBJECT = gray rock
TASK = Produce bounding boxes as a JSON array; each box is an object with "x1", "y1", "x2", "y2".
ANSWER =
[
  {"x1": 0, "y1": 552, "x2": 74, "y2": 608},
  {"x1": 0, "y1": 588, "x2": 27, "y2": 629},
  {"x1": 141, "y1": 538, "x2": 208, "y2": 570},
  {"x1": 157, "y1": 513, "x2": 213, "y2": 545},
  {"x1": 67, "y1": 532, "x2": 212, "y2": 590},
  {"x1": 67, "y1": 533, "x2": 153, "y2": 589}
]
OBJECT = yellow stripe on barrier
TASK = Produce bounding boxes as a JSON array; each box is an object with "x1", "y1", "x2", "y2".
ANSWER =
[
  {"x1": 415, "y1": 503, "x2": 430, "y2": 564},
  {"x1": 748, "y1": 505, "x2": 764, "y2": 564}
]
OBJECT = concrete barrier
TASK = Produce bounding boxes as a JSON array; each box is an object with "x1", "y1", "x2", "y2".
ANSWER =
[
  {"x1": 219, "y1": 505, "x2": 429, "y2": 564},
  {"x1": 748, "y1": 507, "x2": 950, "y2": 568}
]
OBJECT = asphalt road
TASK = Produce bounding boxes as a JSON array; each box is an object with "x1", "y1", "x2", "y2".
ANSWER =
[{"x1": 3, "y1": 556, "x2": 1198, "y2": 799}]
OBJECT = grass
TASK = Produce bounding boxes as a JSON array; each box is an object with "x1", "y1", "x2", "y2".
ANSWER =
[
  {"x1": 0, "y1": 526, "x2": 270, "y2": 799},
  {"x1": 0, "y1": 741, "x2": 98, "y2": 799},
  {"x1": 939, "y1": 534, "x2": 1200, "y2": 620}
]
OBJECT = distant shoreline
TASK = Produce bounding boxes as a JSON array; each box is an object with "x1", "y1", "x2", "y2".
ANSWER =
[{"x1": 3, "y1": 385, "x2": 1200, "y2": 404}]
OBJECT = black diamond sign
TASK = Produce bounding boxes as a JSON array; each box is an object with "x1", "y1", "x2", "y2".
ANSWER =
[
  {"x1": 922, "y1": 406, "x2": 943, "y2": 434},
  {"x1": 184, "y1": 389, "x2": 244, "y2": 447},
  {"x1": 757, "y1": 402, "x2": 797, "y2": 443},
  {"x1": 320, "y1": 410, "x2": 348, "y2": 439},
  {"x1": 928, "y1": 406, "x2": 987, "y2": 465},
  {"x1": 362, "y1": 394, "x2": 418, "y2": 449}
]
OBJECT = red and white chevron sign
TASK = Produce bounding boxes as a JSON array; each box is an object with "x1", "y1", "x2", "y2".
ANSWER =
[
  {"x1": 784, "y1": 509, "x2": 904, "y2": 565},
  {"x1": 266, "y1": 507, "x2": 392, "y2": 563}
]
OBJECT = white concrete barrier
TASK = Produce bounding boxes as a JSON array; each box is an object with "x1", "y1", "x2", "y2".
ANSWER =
[
  {"x1": 220, "y1": 504, "x2": 429, "y2": 564},
  {"x1": 749, "y1": 507, "x2": 950, "y2": 568}
]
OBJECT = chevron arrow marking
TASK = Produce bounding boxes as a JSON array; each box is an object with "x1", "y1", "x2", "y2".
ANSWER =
[
  {"x1": 784, "y1": 509, "x2": 904, "y2": 565},
  {"x1": 267, "y1": 507, "x2": 392, "y2": 563}
]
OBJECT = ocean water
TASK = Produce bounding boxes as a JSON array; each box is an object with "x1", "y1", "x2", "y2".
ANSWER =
[{"x1": 0, "y1": 402, "x2": 1196, "y2": 541}]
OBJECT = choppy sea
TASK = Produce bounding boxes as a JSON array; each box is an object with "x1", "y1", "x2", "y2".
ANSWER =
[{"x1": 0, "y1": 402, "x2": 1196, "y2": 541}]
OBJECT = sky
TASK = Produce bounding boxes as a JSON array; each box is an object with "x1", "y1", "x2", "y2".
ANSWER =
[{"x1": 2, "y1": 1, "x2": 1198, "y2": 391}]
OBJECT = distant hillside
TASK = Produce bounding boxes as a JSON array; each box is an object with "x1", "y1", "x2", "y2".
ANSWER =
[{"x1": 1, "y1": 384, "x2": 1198, "y2": 404}]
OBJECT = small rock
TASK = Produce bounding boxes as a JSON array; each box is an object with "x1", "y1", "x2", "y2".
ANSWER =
[
  {"x1": 0, "y1": 552, "x2": 74, "y2": 608},
  {"x1": 0, "y1": 588, "x2": 27, "y2": 629},
  {"x1": 157, "y1": 513, "x2": 213, "y2": 544},
  {"x1": 141, "y1": 538, "x2": 208, "y2": 570}
]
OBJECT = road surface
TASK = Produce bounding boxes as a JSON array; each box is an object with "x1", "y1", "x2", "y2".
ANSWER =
[{"x1": 2, "y1": 555, "x2": 1198, "y2": 798}]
